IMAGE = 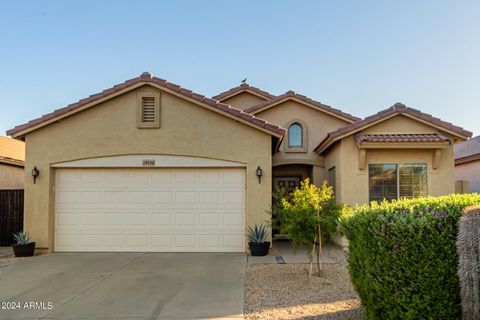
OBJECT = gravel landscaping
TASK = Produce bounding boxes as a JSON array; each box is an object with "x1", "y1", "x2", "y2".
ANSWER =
[{"x1": 245, "y1": 262, "x2": 362, "y2": 320}]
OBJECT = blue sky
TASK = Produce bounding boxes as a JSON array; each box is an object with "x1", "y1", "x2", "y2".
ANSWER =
[{"x1": 0, "y1": 1, "x2": 479, "y2": 136}]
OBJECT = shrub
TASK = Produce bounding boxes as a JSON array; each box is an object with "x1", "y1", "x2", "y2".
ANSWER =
[
  {"x1": 276, "y1": 179, "x2": 341, "y2": 275},
  {"x1": 457, "y1": 205, "x2": 480, "y2": 320},
  {"x1": 340, "y1": 194, "x2": 480, "y2": 320}
]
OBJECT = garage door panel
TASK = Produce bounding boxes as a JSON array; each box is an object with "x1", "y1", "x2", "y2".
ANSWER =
[
  {"x1": 152, "y1": 191, "x2": 173, "y2": 203},
  {"x1": 104, "y1": 233, "x2": 125, "y2": 247},
  {"x1": 223, "y1": 191, "x2": 244, "y2": 204},
  {"x1": 223, "y1": 234, "x2": 244, "y2": 248},
  {"x1": 174, "y1": 191, "x2": 196, "y2": 203},
  {"x1": 104, "y1": 191, "x2": 126, "y2": 203},
  {"x1": 198, "y1": 213, "x2": 221, "y2": 226},
  {"x1": 55, "y1": 168, "x2": 245, "y2": 252},
  {"x1": 151, "y1": 212, "x2": 172, "y2": 225},
  {"x1": 175, "y1": 212, "x2": 196, "y2": 226}
]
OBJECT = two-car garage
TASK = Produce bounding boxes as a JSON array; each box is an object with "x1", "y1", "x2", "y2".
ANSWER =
[{"x1": 54, "y1": 165, "x2": 245, "y2": 252}]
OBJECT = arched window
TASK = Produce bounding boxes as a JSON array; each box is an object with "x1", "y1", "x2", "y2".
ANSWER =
[{"x1": 288, "y1": 123, "x2": 303, "y2": 147}]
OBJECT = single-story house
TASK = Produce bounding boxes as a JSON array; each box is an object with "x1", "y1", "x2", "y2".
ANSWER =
[
  {"x1": 7, "y1": 72, "x2": 472, "y2": 252},
  {"x1": 455, "y1": 135, "x2": 480, "y2": 193},
  {"x1": 0, "y1": 135, "x2": 25, "y2": 189}
]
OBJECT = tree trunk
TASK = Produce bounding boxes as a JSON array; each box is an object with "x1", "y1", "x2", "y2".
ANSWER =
[
  {"x1": 316, "y1": 209, "x2": 322, "y2": 275},
  {"x1": 309, "y1": 240, "x2": 315, "y2": 277}
]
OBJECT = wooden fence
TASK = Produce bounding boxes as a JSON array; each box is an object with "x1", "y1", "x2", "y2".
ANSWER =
[{"x1": 0, "y1": 190, "x2": 24, "y2": 245}]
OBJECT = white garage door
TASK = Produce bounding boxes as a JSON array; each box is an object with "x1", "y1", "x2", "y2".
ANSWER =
[{"x1": 54, "y1": 168, "x2": 245, "y2": 252}]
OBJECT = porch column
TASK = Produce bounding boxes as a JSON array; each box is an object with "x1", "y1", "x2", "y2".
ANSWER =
[{"x1": 312, "y1": 165, "x2": 326, "y2": 186}]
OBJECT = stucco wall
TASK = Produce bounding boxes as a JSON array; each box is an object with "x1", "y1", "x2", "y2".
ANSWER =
[
  {"x1": 254, "y1": 100, "x2": 350, "y2": 187},
  {"x1": 220, "y1": 92, "x2": 267, "y2": 111},
  {"x1": 324, "y1": 115, "x2": 456, "y2": 206},
  {"x1": 455, "y1": 160, "x2": 480, "y2": 193},
  {"x1": 324, "y1": 142, "x2": 343, "y2": 202},
  {"x1": 0, "y1": 163, "x2": 24, "y2": 189},
  {"x1": 23, "y1": 84, "x2": 273, "y2": 250}
]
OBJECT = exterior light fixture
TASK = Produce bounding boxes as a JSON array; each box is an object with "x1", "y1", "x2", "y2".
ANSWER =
[
  {"x1": 32, "y1": 166, "x2": 40, "y2": 184},
  {"x1": 256, "y1": 166, "x2": 263, "y2": 184}
]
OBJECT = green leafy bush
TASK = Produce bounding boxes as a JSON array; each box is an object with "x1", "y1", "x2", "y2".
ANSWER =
[
  {"x1": 340, "y1": 194, "x2": 480, "y2": 320},
  {"x1": 275, "y1": 179, "x2": 341, "y2": 275}
]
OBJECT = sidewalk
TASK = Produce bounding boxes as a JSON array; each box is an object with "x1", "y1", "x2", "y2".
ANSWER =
[
  {"x1": 247, "y1": 239, "x2": 347, "y2": 264},
  {"x1": 0, "y1": 246, "x2": 13, "y2": 258}
]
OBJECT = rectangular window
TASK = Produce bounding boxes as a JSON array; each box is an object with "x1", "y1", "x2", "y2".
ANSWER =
[
  {"x1": 399, "y1": 164, "x2": 428, "y2": 199},
  {"x1": 368, "y1": 163, "x2": 427, "y2": 202}
]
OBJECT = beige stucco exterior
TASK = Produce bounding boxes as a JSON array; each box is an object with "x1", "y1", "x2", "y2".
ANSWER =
[
  {"x1": 11, "y1": 77, "x2": 471, "y2": 251},
  {"x1": 323, "y1": 114, "x2": 456, "y2": 206},
  {"x1": 456, "y1": 160, "x2": 480, "y2": 193},
  {"x1": 21, "y1": 84, "x2": 274, "y2": 250},
  {"x1": 220, "y1": 91, "x2": 268, "y2": 111},
  {"x1": 253, "y1": 99, "x2": 351, "y2": 184},
  {"x1": 216, "y1": 93, "x2": 462, "y2": 207},
  {"x1": 0, "y1": 163, "x2": 24, "y2": 189}
]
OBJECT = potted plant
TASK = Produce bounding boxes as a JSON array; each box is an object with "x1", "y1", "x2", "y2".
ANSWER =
[
  {"x1": 247, "y1": 224, "x2": 270, "y2": 256},
  {"x1": 12, "y1": 231, "x2": 35, "y2": 257}
]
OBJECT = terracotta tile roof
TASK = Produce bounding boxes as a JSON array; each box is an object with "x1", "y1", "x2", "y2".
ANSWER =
[
  {"x1": 356, "y1": 133, "x2": 451, "y2": 144},
  {"x1": 7, "y1": 73, "x2": 286, "y2": 138},
  {"x1": 243, "y1": 90, "x2": 360, "y2": 123},
  {"x1": 455, "y1": 152, "x2": 480, "y2": 165},
  {"x1": 212, "y1": 83, "x2": 275, "y2": 101},
  {"x1": 315, "y1": 103, "x2": 472, "y2": 154},
  {"x1": 0, "y1": 135, "x2": 25, "y2": 165}
]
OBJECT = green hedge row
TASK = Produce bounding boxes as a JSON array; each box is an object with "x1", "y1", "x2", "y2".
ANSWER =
[{"x1": 340, "y1": 194, "x2": 480, "y2": 320}]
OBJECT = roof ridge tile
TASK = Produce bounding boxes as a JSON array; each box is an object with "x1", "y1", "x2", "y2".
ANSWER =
[
  {"x1": 244, "y1": 90, "x2": 360, "y2": 122},
  {"x1": 212, "y1": 83, "x2": 276, "y2": 101}
]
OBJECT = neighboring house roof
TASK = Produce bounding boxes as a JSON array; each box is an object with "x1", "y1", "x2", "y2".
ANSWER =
[
  {"x1": 456, "y1": 153, "x2": 480, "y2": 165},
  {"x1": 356, "y1": 133, "x2": 451, "y2": 144},
  {"x1": 7, "y1": 72, "x2": 286, "y2": 139},
  {"x1": 455, "y1": 135, "x2": 480, "y2": 165},
  {"x1": 212, "y1": 83, "x2": 275, "y2": 101},
  {"x1": 0, "y1": 135, "x2": 25, "y2": 167},
  {"x1": 315, "y1": 103, "x2": 472, "y2": 154},
  {"x1": 243, "y1": 90, "x2": 360, "y2": 123}
]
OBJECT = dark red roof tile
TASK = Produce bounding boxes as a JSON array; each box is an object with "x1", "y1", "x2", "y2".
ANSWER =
[
  {"x1": 315, "y1": 103, "x2": 472, "y2": 154},
  {"x1": 212, "y1": 83, "x2": 275, "y2": 101},
  {"x1": 7, "y1": 73, "x2": 286, "y2": 137},
  {"x1": 356, "y1": 133, "x2": 451, "y2": 144},
  {"x1": 244, "y1": 91, "x2": 360, "y2": 123}
]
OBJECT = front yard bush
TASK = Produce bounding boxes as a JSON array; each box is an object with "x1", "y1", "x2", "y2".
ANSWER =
[{"x1": 340, "y1": 194, "x2": 480, "y2": 320}]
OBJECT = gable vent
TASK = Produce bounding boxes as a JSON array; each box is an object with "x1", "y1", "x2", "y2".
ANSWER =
[{"x1": 142, "y1": 97, "x2": 156, "y2": 123}]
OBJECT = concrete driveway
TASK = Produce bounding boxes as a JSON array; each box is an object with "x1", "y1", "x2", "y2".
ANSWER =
[{"x1": 0, "y1": 252, "x2": 245, "y2": 320}]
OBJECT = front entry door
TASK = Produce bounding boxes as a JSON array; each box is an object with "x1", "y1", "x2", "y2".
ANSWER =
[
  {"x1": 272, "y1": 176, "x2": 301, "y2": 237},
  {"x1": 273, "y1": 176, "x2": 301, "y2": 195}
]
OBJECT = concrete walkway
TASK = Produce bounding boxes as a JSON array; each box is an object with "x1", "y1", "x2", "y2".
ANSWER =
[
  {"x1": 247, "y1": 240, "x2": 347, "y2": 265},
  {"x1": 0, "y1": 247, "x2": 13, "y2": 258},
  {"x1": 0, "y1": 252, "x2": 245, "y2": 320}
]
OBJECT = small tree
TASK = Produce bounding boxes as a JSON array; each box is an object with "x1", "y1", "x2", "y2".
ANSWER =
[{"x1": 277, "y1": 178, "x2": 340, "y2": 276}]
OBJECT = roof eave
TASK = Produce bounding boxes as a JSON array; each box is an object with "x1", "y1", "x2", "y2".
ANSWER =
[
  {"x1": 246, "y1": 96, "x2": 360, "y2": 123},
  {"x1": 215, "y1": 89, "x2": 272, "y2": 102},
  {"x1": 0, "y1": 158, "x2": 25, "y2": 167},
  {"x1": 455, "y1": 152, "x2": 480, "y2": 165},
  {"x1": 8, "y1": 75, "x2": 285, "y2": 140}
]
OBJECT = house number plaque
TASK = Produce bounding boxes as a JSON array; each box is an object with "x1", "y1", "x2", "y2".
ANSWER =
[{"x1": 142, "y1": 159, "x2": 156, "y2": 167}]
